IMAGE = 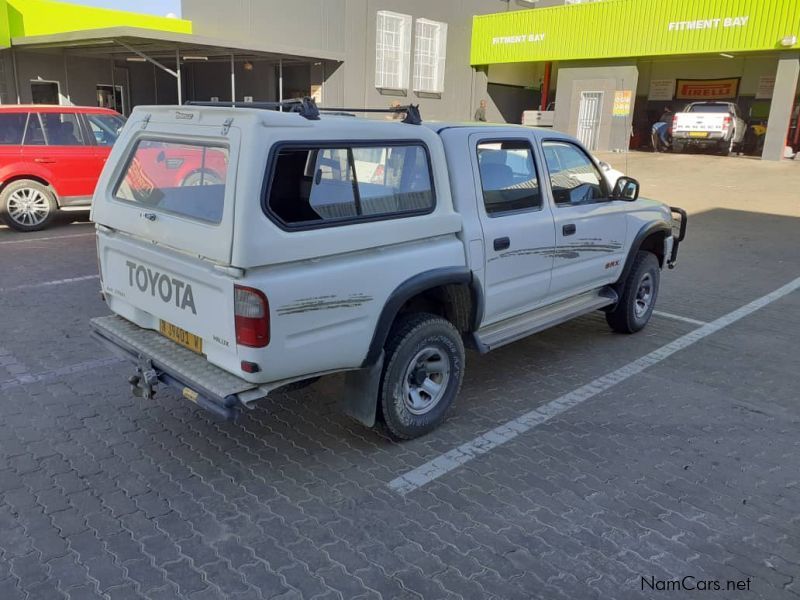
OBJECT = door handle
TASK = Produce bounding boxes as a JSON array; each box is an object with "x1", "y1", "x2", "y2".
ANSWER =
[
  {"x1": 493, "y1": 237, "x2": 510, "y2": 251},
  {"x1": 34, "y1": 158, "x2": 55, "y2": 164},
  {"x1": 562, "y1": 224, "x2": 577, "y2": 236}
]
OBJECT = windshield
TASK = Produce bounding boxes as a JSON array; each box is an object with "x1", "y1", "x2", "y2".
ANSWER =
[
  {"x1": 86, "y1": 113, "x2": 126, "y2": 146},
  {"x1": 686, "y1": 104, "x2": 732, "y2": 114}
]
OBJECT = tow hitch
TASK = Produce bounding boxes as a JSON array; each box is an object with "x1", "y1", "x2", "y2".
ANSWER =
[{"x1": 129, "y1": 357, "x2": 158, "y2": 399}]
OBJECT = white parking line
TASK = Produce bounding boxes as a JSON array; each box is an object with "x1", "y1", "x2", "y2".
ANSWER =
[
  {"x1": 653, "y1": 310, "x2": 708, "y2": 326},
  {"x1": 0, "y1": 232, "x2": 94, "y2": 245},
  {"x1": 1, "y1": 274, "x2": 99, "y2": 293},
  {"x1": 388, "y1": 276, "x2": 800, "y2": 495}
]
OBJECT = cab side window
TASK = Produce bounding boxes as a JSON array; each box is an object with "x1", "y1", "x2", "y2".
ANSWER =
[
  {"x1": 39, "y1": 113, "x2": 85, "y2": 146},
  {"x1": 0, "y1": 113, "x2": 27, "y2": 145},
  {"x1": 86, "y1": 113, "x2": 126, "y2": 147},
  {"x1": 476, "y1": 140, "x2": 541, "y2": 216},
  {"x1": 23, "y1": 113, "x2": 46, "y2": 145},
  {"x1": 267, "y1": 143, "x2": 435, "y2": 228},
  {"x1": 543, "y1": 141, "x2": 608, "y2": 207}
]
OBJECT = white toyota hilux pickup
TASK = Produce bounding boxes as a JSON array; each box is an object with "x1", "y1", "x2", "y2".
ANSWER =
[{"x1": 90, "y1": 100, "x2": 687, "y2": 439}]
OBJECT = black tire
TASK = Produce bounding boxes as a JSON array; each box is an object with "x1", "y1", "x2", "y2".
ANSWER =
[
  {"x1": 0, "y1": 179, "x2": 58, "y2": 232},
  {"x1": 606, "y1": 251, "x2": 660, "y2": 334},
  {"x1": 672, "y1": 141, "x2": 685, "y2": 154},
  {"x1": 379, "y1": 313, "x2": 465, "y2": 440}
]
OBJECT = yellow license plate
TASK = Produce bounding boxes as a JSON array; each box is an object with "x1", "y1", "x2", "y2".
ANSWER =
[
  {"x1": 688, "y1": 131, "x2": 709, "y2": 138},
  {"x1": 159, "y1": 320, "x2": 203, "y2": 354}
]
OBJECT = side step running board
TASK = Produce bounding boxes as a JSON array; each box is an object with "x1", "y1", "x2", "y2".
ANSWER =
[{"x1": 474, "y1": 288, "x2": 618, "y2": 353}]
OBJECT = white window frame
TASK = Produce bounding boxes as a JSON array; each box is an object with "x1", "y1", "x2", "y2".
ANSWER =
[
  {"x1": 375, "y1": 11, "x2": 412, "y2": 91},
  {"x1": 413, "y1": 19, "x2": 448, "y2": 94}
]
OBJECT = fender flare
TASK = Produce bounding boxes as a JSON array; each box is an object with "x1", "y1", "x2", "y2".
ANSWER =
[
  {"x1": 343, "y1": 266, "x2": 481, "y2": 428},
  {"x1": 0, "y1": 164, "x2": 58, "y2": 196},
  {"x1": 615, "y1": 221, "x2": 671, "y2": 290},
  {"x1": 361, "y1": 266, "x2": 482, "y2": 368}
]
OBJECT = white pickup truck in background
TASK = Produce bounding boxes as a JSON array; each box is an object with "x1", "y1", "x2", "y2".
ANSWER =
[{"x1": 672, "y1": 101, "x2": 746, "y2": 155}]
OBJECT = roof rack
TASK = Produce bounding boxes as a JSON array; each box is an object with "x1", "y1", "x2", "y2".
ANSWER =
[
  {"x1": 317, "y1": 104, "x2": 422, "y2": 125},
  {"x1": 184, "y1": 97, "x2": 422, "y2": 125},
  {"x1": 185, "y1": 97, "x2": 320, "y2": 120}
]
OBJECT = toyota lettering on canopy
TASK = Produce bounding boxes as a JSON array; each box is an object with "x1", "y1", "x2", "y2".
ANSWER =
[{"x1": 675, "y1": 78, "x2": 740, "y2": 100}]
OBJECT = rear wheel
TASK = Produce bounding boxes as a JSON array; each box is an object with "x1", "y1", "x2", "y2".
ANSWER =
[
  {"x1": 606, "y1": 251, "x2": 660, "y2": 334},
  {"x1": 379, "y1": 313, "x2": 464, "y2": 440},
  {"x1": 0, "y1": 180, "x2": 58, "y2": 232},
  {"x1": 672, "y1": 141, "x2": 685, "y2": 154}
]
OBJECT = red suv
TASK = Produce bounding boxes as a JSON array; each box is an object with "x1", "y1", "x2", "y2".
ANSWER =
[{"x1": 0, "y1": 105, "x2": 125, "y2": 231}]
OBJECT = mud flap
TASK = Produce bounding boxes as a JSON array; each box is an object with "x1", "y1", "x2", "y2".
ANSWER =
[{"x1": 341, "y1": 351, "x2": 384, "y2": 427}]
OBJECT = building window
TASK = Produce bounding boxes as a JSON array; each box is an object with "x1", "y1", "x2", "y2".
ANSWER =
[
  {"x1": 375, "y1": 11, "x2": 411, "y2": 91},
  {"x1": 413, "y1": 19, "x2": 447, "y2": 94}
]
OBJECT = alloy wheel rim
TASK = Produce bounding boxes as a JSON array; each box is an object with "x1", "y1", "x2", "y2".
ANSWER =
[
  {"x1": 402, "y1": 346, "x2": 450, "y2": 416},
  {"x1": 7, "y1": 188, "x2": 49, "y2": 226},
  {"x1": 634, "y1": 273, "x2": 653, "y2": 318}
]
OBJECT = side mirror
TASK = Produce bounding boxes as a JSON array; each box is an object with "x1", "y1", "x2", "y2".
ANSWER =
[{"x1": 610, "y1": 176, "x2": 640, "y2": 201}]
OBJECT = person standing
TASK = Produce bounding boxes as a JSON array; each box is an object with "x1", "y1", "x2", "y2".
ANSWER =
[{"x1": 474, "y1": 99, "x2": 487, "y2": 122}]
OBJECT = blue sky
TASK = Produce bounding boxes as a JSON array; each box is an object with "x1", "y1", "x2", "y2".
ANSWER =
[{"x1": 66, "y1": 0, "x2": 182, "y2": 17}]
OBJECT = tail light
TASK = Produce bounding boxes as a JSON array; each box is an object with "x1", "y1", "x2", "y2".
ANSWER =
[
  {"x1": 234, "y1": 285, "x2": 270, "y2": 347},
  {"x1": 723, "y1": 116, "x2": 732, "y2": 130},
  {"x1": 672, "y1": 116, "x2": 678, "y2": 130}
]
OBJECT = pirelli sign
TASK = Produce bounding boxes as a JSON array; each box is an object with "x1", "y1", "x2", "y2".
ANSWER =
[{"x1": 675, "y1": 78, "x2": 740, "y2": 100}]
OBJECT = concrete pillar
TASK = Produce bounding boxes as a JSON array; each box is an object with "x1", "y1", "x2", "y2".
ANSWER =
[{"x1": 762, "y1": 55, "x2": 799, "y2": 161}]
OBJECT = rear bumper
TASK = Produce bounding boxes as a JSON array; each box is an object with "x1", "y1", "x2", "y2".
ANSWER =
[
  {"x1": 90, "y1": 315, "x2": 266, "y2": 420},
  {"x1": 673, "y1": 132, "x2": 727, "y2": 144}
]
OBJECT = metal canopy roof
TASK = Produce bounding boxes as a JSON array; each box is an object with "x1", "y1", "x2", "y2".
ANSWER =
[{"x1": 10, "y1": 26, "x2": 345, "y2": 63}]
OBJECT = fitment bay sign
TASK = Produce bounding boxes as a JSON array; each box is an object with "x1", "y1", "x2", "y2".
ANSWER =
[
  {"x1": 492, "y1": 33, "x2": 546, "y2": 46},
  {"x1": 668, "y1": 16, "x2": 749, "y2": 32}
]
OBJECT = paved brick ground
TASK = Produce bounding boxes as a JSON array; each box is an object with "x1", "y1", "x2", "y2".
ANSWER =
[{"x1": 0, "y1": 154, "x2": 799, "y2": 599}]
